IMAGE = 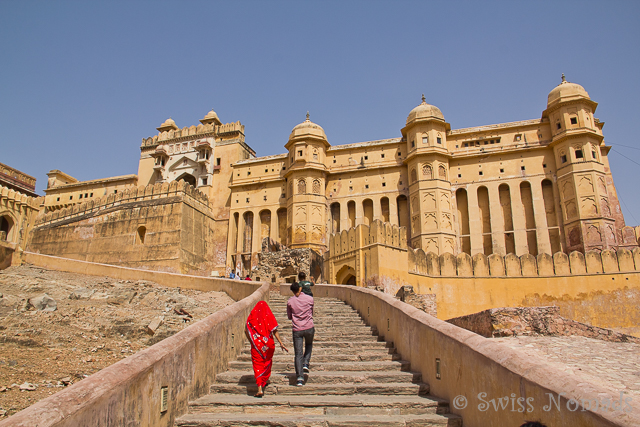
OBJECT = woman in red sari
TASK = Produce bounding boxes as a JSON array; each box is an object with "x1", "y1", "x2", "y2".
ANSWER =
[{"x1": 245, "y1": 301, "x2": 288, "y2": 397}]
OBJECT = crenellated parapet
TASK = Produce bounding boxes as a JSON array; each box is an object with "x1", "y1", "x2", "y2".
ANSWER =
[
  {"x1": 0, "y1": 184, "x2": 42, "y2": 211},
  {"x1": 329, "y1": 220, "x2": 407, "y2": 257},
  {"x1": 35, "y1": 181, "x2": 211, "y2": 227},
  {"x1": 0, "y1": 183, "x2": 42, "y2": 265},
  {"x1": 409, "y1": 246, "x2": 640, "y2": 278},
  {"x1": 141, "y1": 121, "x2": 245, "y2": 148}
]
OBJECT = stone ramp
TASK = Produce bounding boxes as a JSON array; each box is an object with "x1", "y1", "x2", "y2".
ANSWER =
[{"x1": 175, "y1": 293, "x2": 462, "y2": 426}]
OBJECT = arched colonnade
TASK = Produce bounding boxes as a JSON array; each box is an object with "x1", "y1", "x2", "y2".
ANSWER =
[{"x1": 456, "y1": 177, "x2": 562, "y2": 257}]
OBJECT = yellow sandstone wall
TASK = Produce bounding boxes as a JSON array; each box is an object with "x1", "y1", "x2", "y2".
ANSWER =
[
  {"x1": 327, "y1": 221, "x2": 640, "y2": 332},
  {"x1": 27, "y1": 181, "x2": 225, "y2": 276}
]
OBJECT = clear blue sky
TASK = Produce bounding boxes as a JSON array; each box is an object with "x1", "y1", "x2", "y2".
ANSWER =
[{"x1": 2, "y1": 1, "x2": 640, "y2": 225}]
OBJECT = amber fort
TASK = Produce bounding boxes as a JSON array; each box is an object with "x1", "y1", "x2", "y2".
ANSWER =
[{"x1": 1, "y1": 76, "x2": 640, "y2": 426}]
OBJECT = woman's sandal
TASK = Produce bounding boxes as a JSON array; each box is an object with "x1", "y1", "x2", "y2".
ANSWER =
[{"x1": 254, "y1": 391, "x2": 264, "y2": 398}]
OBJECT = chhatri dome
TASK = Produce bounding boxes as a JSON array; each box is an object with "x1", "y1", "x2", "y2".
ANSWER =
[
  {"x1": 200, "y1": 109, "x2": 222, "y2": 126},
  {"x1": 547, "y1": 74, "x2": 590, "y2": 108},
  {"x1": 289, "y1": 112, "x2": 327, "y2": 141},
  {"x1": 406, "y1": 94, "x2": 445, "y2": 125},
  {"x1": 156, "y1": 117, "x2": 179, "y2": 132}
]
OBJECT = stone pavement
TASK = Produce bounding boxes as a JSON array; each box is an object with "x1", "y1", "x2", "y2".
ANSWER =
[{"x1": 493, "y1": 336, "x2": 640, "y2": 402}]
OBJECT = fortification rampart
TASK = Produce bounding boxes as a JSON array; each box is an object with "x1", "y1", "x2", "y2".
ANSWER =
[
  {"x1": 326, "y1": 221, "x2": 640, "y2": 332},
  {"x1": 27, "y1": 182, "x2": 226, "y2": 276},
  {"x1": 35, "y1": 180, "x2": 211, "y2": 227},
  {"x1": 409, "y1": 246, "x2": 640, "y2": 278},
  {"x1": 328, "y1": 220, "x2": 640, "y2": 279}
]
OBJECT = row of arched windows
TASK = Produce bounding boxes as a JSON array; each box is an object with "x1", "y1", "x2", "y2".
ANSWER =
[
  {"x1": 411, "y1": 163, "x2": 447, "y2": 183},
  {"x1": 290, "y1": 178, "x2": 323, "y2": 196}
]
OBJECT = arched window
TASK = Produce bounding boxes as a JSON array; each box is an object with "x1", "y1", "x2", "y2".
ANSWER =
[
  {"x1": 410, "y1": 169, "x2": 417, "y2": 183},
  {"x1": 422, "y1": 164, "x2": 432, "y2": 179},
  {"x1": 438, "y1": 165, "x2": 446, "y2": 179},
  {"x1": 312, "y1": 179, "x2": 321, "y2": 194},
  {"x1": 298, "y1": 179, "x2": 306, "y2": 194},
  {"x1": 313, "y1": 148, "x2": 319, "y2": 161}
]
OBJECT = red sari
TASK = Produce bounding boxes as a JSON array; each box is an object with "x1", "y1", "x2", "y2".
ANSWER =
[{"x1": 246, "y1": 301, "x2": 278, "y2": 387}]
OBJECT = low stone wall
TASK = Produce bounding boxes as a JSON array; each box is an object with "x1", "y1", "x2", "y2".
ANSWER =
[
  {"x1": 1, "y1": 257, "x2": 267, "y2": 427},
  {"x1": 447, "y1": 306, "x2": 640, "y2": 343},
  {"x1": 291, "y1": 284, "x2": 640, "y2": 427},
  {"x1": 21, "y1": 252, "x2": 254, "y2": 302}
]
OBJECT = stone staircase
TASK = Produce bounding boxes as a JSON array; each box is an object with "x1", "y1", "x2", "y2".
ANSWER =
[{"x1": 175, "y1": 293, "x2": 462, "y2": 426}]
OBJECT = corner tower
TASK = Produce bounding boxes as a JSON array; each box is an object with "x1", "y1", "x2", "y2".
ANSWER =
[
  {"x1": 543, "y1": 75, "x2": 625, "y2": 252},
  {"x1": 401, "y1": 96, "x2": 455, "y2": 254},
  {"x1": 284, "y1": 113, "x2": 330, "y2": 251}
]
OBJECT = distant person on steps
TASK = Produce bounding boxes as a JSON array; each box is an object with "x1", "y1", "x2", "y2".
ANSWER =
[
  {"x1": 297, "y1": 271, "x2": 314, "y2": 297},
  {"x1": 245, "y1": 301, "x2": 288, "y2": 397},
  {"x1": 287, "y1": 282, "x2": 314, "y2": 386}
]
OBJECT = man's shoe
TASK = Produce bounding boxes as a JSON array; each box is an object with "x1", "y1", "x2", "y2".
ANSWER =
[
  {"x1": 296, "y1": 379, "x2": 304, "y2": 387},
  {"x1": 303, "y1": 366, "x2": 310, "y2": 373}
]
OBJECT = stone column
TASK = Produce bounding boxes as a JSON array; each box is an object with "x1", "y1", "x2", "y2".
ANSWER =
[
  {"x1": 530, "y1": 178, "x2": 552, "y2": 255},
  {"x1": 252, "y1": 209, "x2": 261, "y2": 255},
  {"x1": 340, "y1": 201, "x2": 350, "y2": 231},
  {"x1": 488, "y1": 183, "x2": 506, "y2": 255},
  {"x1": 270, "y1": 208, "x2": 278, "y2": 242},
  {"x1": 355, "y1": 199, "x2": 364, "y2": 227},
  {"x1": 509, "y1": 183, "x2": 528, "y2": 256},
  {"x1": 373, "y1": 196, "x2": 382, "y2": 222},
  {"x1": 389, "y1": 198, "x2": 399, "y2": 225},
  {"x1": 466, "y1": 185, "x2": 483, "y2": 255}
]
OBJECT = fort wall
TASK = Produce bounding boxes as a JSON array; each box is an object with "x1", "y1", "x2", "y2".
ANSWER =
[
  {"x1": 27, "y1": 181, "x2": 227, "y2": 275},
  {"x1": 327, "y1": 220, "x2": 640, "y2": 330}
]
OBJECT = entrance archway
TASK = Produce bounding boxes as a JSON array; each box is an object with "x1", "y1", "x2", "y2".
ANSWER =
[
  {"x1": 176, "y1": 173, "x2": 196, "y2": 187},
  {"x1": 335, "y1": 265, "x2": 356, "y2": 285}
]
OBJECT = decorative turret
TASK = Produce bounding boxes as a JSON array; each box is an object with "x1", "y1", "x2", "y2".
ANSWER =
[
  {"x1": 199, "y1": 109, "x2": 222, "y2": 126},
  {"x1": 285, "y1": 112, "x2": 330, "y2": 170},
  {"x1": 156, "y1": 118, "x2": 179, "y2": 132},
  {"x1": 283, "y1": 113, "x2": 329, "y2": 252},
  {"x1": 543, "y1": 75, "x2": 623, "y2": 253},
  {"x1": 402, "y1": 95, "x2": 455, "y2": 254}
]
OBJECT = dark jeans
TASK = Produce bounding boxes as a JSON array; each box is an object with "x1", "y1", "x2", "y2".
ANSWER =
[{"x1": 292, "y1": 327, "x2": 314, "y2": 381}]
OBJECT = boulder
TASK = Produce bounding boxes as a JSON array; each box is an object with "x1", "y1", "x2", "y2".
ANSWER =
[{"x1": 28, "y1": 294, "x2": 57, "y2": 312}]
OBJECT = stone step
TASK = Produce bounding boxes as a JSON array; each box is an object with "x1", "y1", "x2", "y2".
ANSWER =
[
  {"x1": 252, "y1": 334, "x2": 382, "y2": 343},
  {"x1": 242, "y1": 340, "x2": 394, "y2": 350},
  {"x1": 176, "y1": 412, "x2": 462, "y2": 426},
  {"x1": 215, "y1": 370, "x2": 422, "y2": 385},
  {"x1": 228, "y1": 360, "x2": 411, "y2": 372},
  {"x1": 273, "y1": 324, "x2": 374, "y2": 331},
  {"x1": 209, "y1": 382, "x2": 430, "y2": 396},
  {"x1": 281, "y1": 331, "x2": 378, "y2": 339},
  {"x1": 275, "y1": 325, "x2": 374, "y2": 333},
  {"x1": 276, "y1": 315, "x2": 366, "y2": 326},
  {"x1": 236, "y1": 352, "x2": 402, "y2": 363},
  {"x1": 186, "y1": 394, "x2": 451, "y2": 416}
]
